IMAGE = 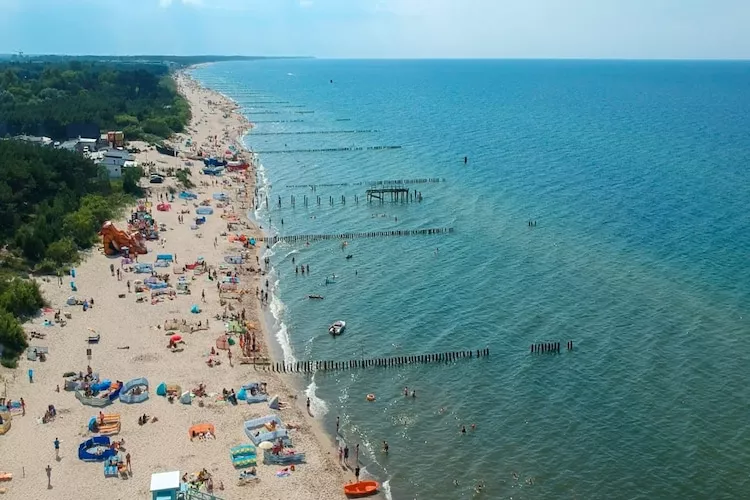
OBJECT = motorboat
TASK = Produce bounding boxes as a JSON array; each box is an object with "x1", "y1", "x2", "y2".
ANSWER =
[{"x1": 329, "y1": 320, "x2": 346, "y2": 336}]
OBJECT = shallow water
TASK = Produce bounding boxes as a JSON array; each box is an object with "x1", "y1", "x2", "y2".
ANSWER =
[{"x1": 192, "y1": 59, "x2": 750, "y2": 499}]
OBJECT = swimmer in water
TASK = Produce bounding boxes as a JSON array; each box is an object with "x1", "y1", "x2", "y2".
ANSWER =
[
  {"x1": 453, "y1": 479, "x2": 459, "y2": 486},
  {"x1": 461, "y1": 425, "x2": 466, "y2": 434}
]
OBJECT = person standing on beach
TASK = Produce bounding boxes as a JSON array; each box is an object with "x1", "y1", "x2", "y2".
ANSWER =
[
  {"x1": 45, "y1": 465, "x2": 52, "y2": 488},
  {"x1": 53, "y1": 438, "x2": 60, "y2": 459},
  {"x1": 355, "y1": 466, "x2": 360, "y2": 481},
  {"x1": 343, "y1": 445, "x2": 349, "y2": 465},
  {"x1": 20, "y1": 397, "x2": 25, "y2": 416},
  {"x1": 126, "y1": 452, "x2": 131, "y2": 472}
]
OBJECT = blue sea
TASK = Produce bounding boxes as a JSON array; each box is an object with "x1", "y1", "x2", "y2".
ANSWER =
[{"x1": 190, "y1": 60, "x2": 750, "y2": 499}]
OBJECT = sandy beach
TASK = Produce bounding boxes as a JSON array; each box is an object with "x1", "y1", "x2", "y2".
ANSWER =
[{"x1": 0, "y1": 69, "x2": 349, "y2": 499}]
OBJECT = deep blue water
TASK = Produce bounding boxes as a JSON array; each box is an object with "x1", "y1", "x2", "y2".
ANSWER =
[{"x1": 191, "y1": 60, "x2": 750, "y2": 499}]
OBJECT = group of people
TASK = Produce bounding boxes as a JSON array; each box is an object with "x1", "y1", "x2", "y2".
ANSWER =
[{"x1": 221, "y1": 388, "x2": 237, "y2": 404}]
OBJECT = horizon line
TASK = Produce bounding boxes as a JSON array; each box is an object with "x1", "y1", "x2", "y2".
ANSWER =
[{"x1": 2, "y1": 54, "x2": 750, "y2": 62}]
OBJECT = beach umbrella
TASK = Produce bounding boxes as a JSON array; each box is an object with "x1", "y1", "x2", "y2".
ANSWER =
[
  {"x1": 170, "y1": 334, "x2": 182, "y2": 342},
  {"x1": 258, "y1": 441, "x2": 274, "y2": 450}
]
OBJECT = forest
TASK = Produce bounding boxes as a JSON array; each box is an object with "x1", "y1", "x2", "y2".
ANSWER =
[{"x1": 0, "y1": 60, "x2": 191, "y2": 140}]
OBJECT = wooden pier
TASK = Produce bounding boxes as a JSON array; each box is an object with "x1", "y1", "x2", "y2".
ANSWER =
[
  {"x1": 255, "y1": 348, "x2": 490, "y2": 374},
  {"x1": 366, "y1": 187, "x2": 410, "y2": 203}
]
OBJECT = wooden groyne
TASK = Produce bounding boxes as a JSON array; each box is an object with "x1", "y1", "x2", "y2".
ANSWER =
[
  {"x1": 253, "y1": 130, "x2": 379, "y2": 137},
  {"x1": 284, "y1": 177, "x2": 444, "y2": 189},
  {"x1": 255, "y1": 145, "x2": 402, "y2": 154},
  {"x1": 530, "y1": 341, "x2": 573, "y2": 353},
  {"x1": 251, "y1": 120, "x2": 305, "y2": 124},
  {"x1": 264, "y1": 190, "x2": 423, "y2": 208},
  {"x1": 259, "y1": 348, "x2": 490, "y2": 374},
  {"x1": 259, "y1": 227, "x2": 454, "y2": 244}
]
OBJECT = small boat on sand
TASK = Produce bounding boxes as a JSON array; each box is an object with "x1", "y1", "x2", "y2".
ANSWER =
[
  {"x1": 308, "y1": 295, "x2": 324, "y2": 300},
  {"x1": 344, "y1": 480, "x2": 379, "y2": 498},
  {"x1": 329, "y1": 321, "x2": 346, "y2": 336}
]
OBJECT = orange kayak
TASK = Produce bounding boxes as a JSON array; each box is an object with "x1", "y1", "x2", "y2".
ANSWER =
[{"x1": 344, "y1": 480, "x2": 379, "y2": 498}]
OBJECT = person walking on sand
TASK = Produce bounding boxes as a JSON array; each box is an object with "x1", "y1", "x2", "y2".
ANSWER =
[
  {"x1": 53, "y1": 438, "x2": 60, "y2": 459},
  {"x1": 20, "y1": 397, "x2": 25, "y2": 416},
  {"x1": 126, "y1": 452, "x2": 131, "y2": 472},
  {"x1": 45, "y1": 464, "x2": 52, "y2": 488},
  {"x1": 202, "y1": 290, "x2": 206, "y2": 303}
]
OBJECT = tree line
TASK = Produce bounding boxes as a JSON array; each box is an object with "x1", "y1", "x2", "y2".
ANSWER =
[{"x1": 0, "y1": 60, "x2": 190, "y2": 141}]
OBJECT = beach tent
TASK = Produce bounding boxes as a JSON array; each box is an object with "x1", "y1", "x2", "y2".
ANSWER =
[
  {"x1": 179, "y1": 391, "x2": 192, "y2": 405},
  {"x1": 196, "y1": 206, "x2": 214, "y2": 215},
  {"x1": 268, "y1": 395, "x2": 280, "y2": 410}
]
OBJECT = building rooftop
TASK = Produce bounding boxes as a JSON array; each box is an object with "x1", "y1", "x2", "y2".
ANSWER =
[{"x1": 150, "y1": 470, "x2": 180, "y2": 492}]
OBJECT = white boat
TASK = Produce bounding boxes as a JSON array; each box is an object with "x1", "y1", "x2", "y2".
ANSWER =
[{"x1": 328, "y1": 321, "x2": 346, "y2": 336}]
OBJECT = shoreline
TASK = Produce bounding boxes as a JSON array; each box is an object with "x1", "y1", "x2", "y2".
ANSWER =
[
  {"x1": 186, "y1": 64, "x2": 386, "y2": 498},
  {"x1": 0, "y1": 65, "x2": 349, "y2": 500}
]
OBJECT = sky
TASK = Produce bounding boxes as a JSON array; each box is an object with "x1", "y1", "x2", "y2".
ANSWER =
[{"x1": 0, "y1": 0, "x2": 749, "y2": 59}]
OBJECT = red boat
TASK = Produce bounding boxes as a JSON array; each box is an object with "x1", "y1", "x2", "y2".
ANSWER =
[{"x1": 343, "y1": 480, "x2": 379, "y2": 498}]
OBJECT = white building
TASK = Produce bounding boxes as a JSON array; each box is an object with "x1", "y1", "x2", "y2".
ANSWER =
[{"x1": 98, "y1": 148, "x2": 135, "y2": 179}]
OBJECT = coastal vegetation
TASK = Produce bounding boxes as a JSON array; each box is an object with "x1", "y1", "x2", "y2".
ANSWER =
[
  {"x1": 0, "y1": 140, "x2": 132, "y2": 367},
  {"x1": 0, "y1": 58, "x2": 196, "y2": 366},
  {"x1": 0, "y1": 60, "x2": 190, "y2": 141}
]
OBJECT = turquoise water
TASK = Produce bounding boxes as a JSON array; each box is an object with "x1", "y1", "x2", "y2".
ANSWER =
[{"x1": 191, "y1": 60, "x2": 750, "y2": 499}]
